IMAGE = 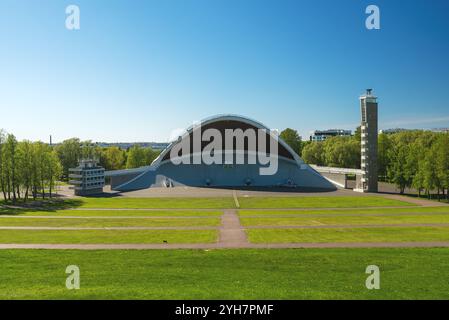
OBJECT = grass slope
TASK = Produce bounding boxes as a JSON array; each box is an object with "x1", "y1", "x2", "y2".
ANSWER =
[
  {"x1": 241, "y1": 214, "x2": 449, "y2": 227},
  {"x1": 0, "y1": 217, "x2": 221, "y2": 228},
  {"x1": 239, "y1": 206, "x2": 449, "y2": 216},
  {"x1": 78, "y1": 197, "x2": 235, "y2": 209},
  {"x1": 1, "y1": 248, "x2": 449, "y2": 299},
  {"x1": 247, "y1": 226, "x2": 449, "y2": 243},
  {"x1": 0, "y1": 229, "x2": 217, "y2": 244},
  {"x1": 1, "y1": 210, "x2": 223, "y2": 217},
  {"x1": 237, "y1": 196, "x2": 414, "y2": 209}
]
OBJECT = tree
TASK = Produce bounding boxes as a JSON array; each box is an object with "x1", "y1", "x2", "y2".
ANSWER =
[
  {"x1": 3, "y1": 134, "x2": 19, "y2": 202},
  {"x1": 100, "y1": 147, "x2": 126, "y2": 170},
  {"x1": 0, "y1": 130, "x2": 6, "y2": 201},
  {"x1": 387, "y1": 142, "x2": 409, "y2": 194},
  {"x1": 55, "y1": 138, "x2": 81, "y2": 180},
  {"x1": 378, "y1": 133, "x2": 391, "y2": 181},
  {"x1": 301, "y1": 142, "x2": 325, "y2": 166},
  {"x1": 422, "y1": 146, "x2": 440, "y2": 199},
  {"x1": 47, "y1": 149, "x2": 62, "y2": 198},
  {"x1": 435, "y1": 133, "x2": 449, "y2": 200},
  {"x1": 353, "y1": 126, "x2": 361, "y2": 142},
  {"x1": 280, "y1": 128, "x2": 302, "y2": 155},
  {"x1": 17, "y1": 141, "x2": 34, "y2": 201},
  {"x1": 323, "y1": 136, "x2": 360, "y2": 168},
  {"x1": 145, "y1": 147, "x2": 160, "y2": 165},
  {"x1": 126, "y1": 146, "x2": 148, "y2": 169}
]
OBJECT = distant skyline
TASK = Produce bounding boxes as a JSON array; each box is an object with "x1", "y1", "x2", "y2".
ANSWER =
[{"x1": 1, "y1": 0, "x2": 449, "y2": 143}]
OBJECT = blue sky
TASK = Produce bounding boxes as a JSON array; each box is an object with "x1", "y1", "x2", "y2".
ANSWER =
[{"x1": 1, "y1": 0, "x2": 449, "y2": 142}]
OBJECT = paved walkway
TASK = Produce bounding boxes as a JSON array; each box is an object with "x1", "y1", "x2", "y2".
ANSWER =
[{"x1": 218, "y1": 210, "x2": 248, "y2": 247}]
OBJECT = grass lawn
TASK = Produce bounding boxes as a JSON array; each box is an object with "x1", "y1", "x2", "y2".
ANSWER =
[
  {"x1": 0, "y1": 217, "x2": 221, "y2": 228},
  {"x1": 241, "y1": 214, "x2": 449, "y2": 227},
  {"x1": 1, "y1": 210, "x2": 223, "y2": 217},
  {"x1": 0, "y1": 229, "x2": 217, "y2": 244},
  {"x1": 247, "y1": 227, "x2": 449, "y2": 243},
  {"x1": 239, "y1": 206, "x2": 449, "y2": 216},
  {"x1": 0, "y1": 248, "x2": 449, "y2": 299},
  {"x1": 78, "y1": 197, "x2": 235, "y2": 209},
  {"x1": 237, "y1": 196, "x2": 415, "y2": 209}
]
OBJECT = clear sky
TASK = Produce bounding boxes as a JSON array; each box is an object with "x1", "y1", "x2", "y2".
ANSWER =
[{"x1": 1, "y1": 0, "x2": 449, "y2": 143}]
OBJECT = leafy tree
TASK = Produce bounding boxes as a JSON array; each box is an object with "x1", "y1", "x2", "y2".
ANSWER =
[
  {"x1": 353, "y1": 126, "x2": 361, "y2": 142},
  {"x1": 0, "y1": 130, "x2": 6, "y2": 200},
  {"x1": 100, "y1": 147, "x2": 126, "y2": 170},
  {"x1": 55, "y1": 138, "x2": 81, "y2": 180},
  {"x1": 125, "y1": 146, "x2": 160, "y2": 169},
  {"x1": 378, "y1": 133, "x2": 391, "y2": 181},
  {"x1": 3, "y1": 134, "x2": 18, "y2": 202},
  {"x1": 387, "y1": 142, "x2": 409, "y2": 194},
  {"x1": 301, "y1": 142, "x2": 325, "y2": 166},
  {"x1": 17, "y1": 141, "x2": 34, "y2": 201},
  {"x1": 280, "y1": 128, "x2": 302, "y2": 155},
  {"x1": 422, "y1": 146, "x2": 440, "y2": 199},
  {"x1": 435, "y1": 133, "x2": 449, "y2": 200},
  {"x1": 323, "y1": 136, "x2": 360, "y2": 168},
  {"x1": 126, "y1": 146, "x2": 148, "y2": 169},
  {"x1": 145, "y1": 147, "x2": 160, "y2": 165},
  {"x1": 47, "y1": 149, "x2": 62, "y2": 198}
]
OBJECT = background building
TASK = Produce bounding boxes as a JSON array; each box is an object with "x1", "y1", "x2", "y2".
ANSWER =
[
  {"x1": 69, "y1": 159, "x2": 105, "y2": 196},
  {"x1": 379, "y1": 128, "x2": 410, "y2": 134},
  {"x1": 309, "y1": 129, "x2": 352, "y2": 142}
]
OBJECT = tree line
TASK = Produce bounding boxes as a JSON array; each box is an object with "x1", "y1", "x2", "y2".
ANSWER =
[
  {"x1": 54, "y1": 138, "x2": 160, "y2": 180},
  {"x1": 280, "y1": 127, "x2": 362, "y2": 169},
  {"x1": 0, "y1": 133, "x2": 161, "y2": 203},
  {"x1": 298, "y1": 129, "x2": 449, "y2": 199},
  {"x1": 0, "y1": 130, "x2": 61, "y2": 203},
  {"x1": 380, "y1": 131, "x2": 449, "y2": 199}
]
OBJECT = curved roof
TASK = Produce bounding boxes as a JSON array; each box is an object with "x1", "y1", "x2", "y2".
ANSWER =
[{"x1": 151, "y1": 114, "x2": 305, "y2": 168}]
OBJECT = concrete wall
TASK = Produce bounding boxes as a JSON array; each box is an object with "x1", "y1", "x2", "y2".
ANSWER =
[
  {"x1": 319, "y1": 172, "x2": 348, "y2": 189},
  {"x1": 112, "y1": 160, "x2": 336, "y2": 192}
]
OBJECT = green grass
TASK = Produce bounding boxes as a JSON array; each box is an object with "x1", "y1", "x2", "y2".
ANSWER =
[
  {"x1": 247, "y1": 227, "x2": 449, "y2": 243},
  {"x1": 0, "y1": 229, "x2": 217, "y2": 244},
  {"x1": 1, "y1": 248, "x2": 449, "y2": 299},
  {"x1": 237, "y1": 196, "x2": 415, "y2": 208},
  {"x1": 0, "y1": 217, "x2": 220, "y2": 228},
  {"x1": 78, "y1": 197, "x2": 235, "y2": 209},
  {"x1": 239, "y1": 206, "x2": 449, "y2": 215},
  {"x1": 1, "y1": 210, "x2": 222, "y2": 217},
  {"x1": 241, "y1": 214, "x2": 449, "y2": 227}
]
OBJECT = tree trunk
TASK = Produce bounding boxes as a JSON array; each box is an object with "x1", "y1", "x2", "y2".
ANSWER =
[
  {"x1": 0, "y1": 181, "x2": 6, "y2": 202},
  {"x1": 6, "y1": 177, "x2": 10, "y2": 201},
  {"x1": 41, "y1": 177, "x2": 45, "y2": 199}
]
